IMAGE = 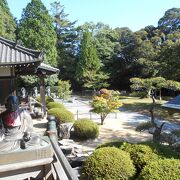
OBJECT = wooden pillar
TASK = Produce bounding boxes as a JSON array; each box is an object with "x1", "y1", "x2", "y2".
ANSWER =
[{"x1": 39, "y1": 75, "x2": 46, "y2": 118}]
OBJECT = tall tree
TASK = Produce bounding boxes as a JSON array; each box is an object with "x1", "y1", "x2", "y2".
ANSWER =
[
  {"x1": 17, "y1": 0, "x2": 57, "y2": 66},
  {"x1": 76, "y1": 31, "x2": 109, "y2": 90},
  {"x1": 158, "y1": 8, "x2": 180, "y2": 33},
  {"x1": 50, "y1": 1, "x2": 78, "y2": 87},
  {"x1": 108, "y1": 27, "x2": 137, "y2": 89},
  {"x1": 0, "y1": 0, "x2": 16, "y2": 40},
  {"x1": 159, "y1": 42, "x2": 180, "y2": 81},
  {"x1": 95, "y1": 23, "x2": 118, "y2": 68}
]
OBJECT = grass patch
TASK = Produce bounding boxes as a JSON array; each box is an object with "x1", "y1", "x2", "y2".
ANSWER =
[{"x1": 120, "y1": 96, "x2": 180, "y2": 121}]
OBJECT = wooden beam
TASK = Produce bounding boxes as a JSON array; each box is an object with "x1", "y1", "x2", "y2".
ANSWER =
[{"x1": 39, "y1": 75, "x2": 46, "y2": 118}]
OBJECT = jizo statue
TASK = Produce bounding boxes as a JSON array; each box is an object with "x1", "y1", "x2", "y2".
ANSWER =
[
  {"x1": 21, "y1": 87, "x2": 26, "y2": 98},
  {"x1": 0, "y1": 95, "x2": 42, "y2": 152}
]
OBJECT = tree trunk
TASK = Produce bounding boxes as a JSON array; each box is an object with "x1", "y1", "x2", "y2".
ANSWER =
[
  {"x1": 149, "y1": 94, "x2": 156, "y2": 126},
  {"x1": 149, "y1": 94, "x2": 165, "y2": 143},
  {"x1": 100, "y1": 118, "x2": 104, "y2": 125},
  {"x1": 159, "y1": 89, "x2": 162, "y2": 100},
  {"x1": 100, "y1": 113, "x2": 107, "y2": 125},
  {"x1": 153, "y1": 122, "x2": 165, "y2": 143}
]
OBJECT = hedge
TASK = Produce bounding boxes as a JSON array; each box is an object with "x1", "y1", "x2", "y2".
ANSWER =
[
  {"x1": 80, "y1": 147, "x2": 136, "y2": 180},
  {"x1": 48, "y1": 108, "x2": 74, "y2": 123},
  {"x1": 73, "y1": 118, "x2": 99, "y2": 140}
]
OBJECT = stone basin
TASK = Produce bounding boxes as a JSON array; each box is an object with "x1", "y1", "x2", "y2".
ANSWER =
[{"x1": 0, "y1": 136, "x2": 53, "y2": 165}]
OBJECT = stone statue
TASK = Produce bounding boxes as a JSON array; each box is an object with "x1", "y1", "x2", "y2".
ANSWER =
[
  {"x1": 0, "y1": 95, "x2": 41, "y2": 152},
  {"x1": 33, "y1": 86, "x2": 38, "y2": 97},
  {"x1": 46, "y1": 86, "x2": 51, "y2": 97},
  {"x1": 21, "y1": 87, "x2": 26, "y2": 98}
]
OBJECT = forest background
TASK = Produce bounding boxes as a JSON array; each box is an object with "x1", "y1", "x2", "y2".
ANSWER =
[{"x1": 1, "y1": 0, "x2": 180, "y2": 96}]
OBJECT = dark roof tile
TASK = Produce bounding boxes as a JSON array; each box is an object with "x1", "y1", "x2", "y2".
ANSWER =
[
  {"x1": 0, "y1": 36, "x2": 43, "y2": 66},
  {"x1": 162, "y1": 94, "x2": 180, "y2": 110},
  {"x1": 37, "y1": 63, "x2": 60, "y2": 75}
]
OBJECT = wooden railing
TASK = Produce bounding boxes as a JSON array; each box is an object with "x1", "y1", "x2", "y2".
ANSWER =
[
  {"x1": 50, "y1": 135, "x2": 79, "y2": 180},
  {"x1": 47, "y1": 116, "x2": 79, "y2": 180}
]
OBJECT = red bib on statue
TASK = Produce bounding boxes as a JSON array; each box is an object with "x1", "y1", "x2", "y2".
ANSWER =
[{"x1": 4, "y1": 111, "x2": 21, "y2": 127}]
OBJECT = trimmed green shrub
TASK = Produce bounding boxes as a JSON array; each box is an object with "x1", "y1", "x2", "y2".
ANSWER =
[
  {"x1": 47, "y1": 102, "x2": 65, "y2": 110},
  {"x1": 122, "y1": 144, "x2": 158, "y2": 171},
  {"x1": 129, "y1": 91, "x2": 147, "y2": 98},
  {"x1": 48, "y1": 108, "x2": 74, "y2": 123},
  {"x1": 73, "y1": 118, "x2": 99, "y2": 140},
  {"x1": 36, "y1": 96, "x2": 54, "y2": 105},
  {"x1": 45, "y1": 96, "x2": 54, "y2": 104},
  {"x1": 98, "y1": 141, "x2": 180, "y2": 160},
  {"x1": 138, "y1": 159, "x2": 180, "y2": 180},
  {"x1": 96, "y1": 140, "x2": 125, "y2": 149},
  {"x1": 141, "y1": 141, "x2": 180, "y2": 159},
  {"x1": 80, "y1": 147, "x2": 136, "y2": 180}
]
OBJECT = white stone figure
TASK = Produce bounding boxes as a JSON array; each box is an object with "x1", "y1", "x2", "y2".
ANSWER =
[
  {"x1": 21, "y1": 87, "x2": 26, "y2": 98},
  {"x1": 33, "y1": 87, "x2": 38, "y2": 97},
  {"x1": 46, "y1": 86, "x2": 51, "y2": 96}
]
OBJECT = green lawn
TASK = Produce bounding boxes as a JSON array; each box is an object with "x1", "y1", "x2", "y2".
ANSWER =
[{"x1": 120, "y1": 96, "x2": 180, "y2": 122}]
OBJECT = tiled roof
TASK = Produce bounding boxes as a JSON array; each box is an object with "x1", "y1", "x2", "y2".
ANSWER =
[
  {"x1": 162, "y1": 94, "x2": 180, "y2": 110},
  {"x1": 0, "y1": 36, "x2": 59, "y2": 76},
  {"x1": 0, "y1": 36, "x2": 43, "y2": 66},
  {"x1": 37, "y1": 63, "x2": 60, "y2": 75}
]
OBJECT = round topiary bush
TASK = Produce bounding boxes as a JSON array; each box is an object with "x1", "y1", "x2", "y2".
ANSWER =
[
  {"x1": 96, "y1": 140, "x2": 126, "y2": 149},
  {"x1": 48, "y1": 108, "x2": 74, "y2": 123},
  {"x1": 73, "y1": 118, "x2": 99, "y2": 140},
  {"x1": 141, "y1": 141, "x2": 180, "y2": 159},
  {"x1": 80, "y1": 147, "x2": 136, "y2": 180},
  {"x1": 47, "y1": 102, "x2": 65, "y2": 110},
  {"x1": 138, "y1": 158, "x2": 180, "y2": 180},
  {"x1": 122, "y1": 143, "x2": 158, "y2": 171}
]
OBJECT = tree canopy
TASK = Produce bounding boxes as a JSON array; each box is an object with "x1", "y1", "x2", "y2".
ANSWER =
[
  {"x1": 17, "y1": 0, "x2": 57, "y2": 66},
  {"x1": 50, "y1": 1, "x2": 78, "y2": 87},
  {"x1": 76, "y1": 31, "x2": 109, "y2": 90},
  {"x1": 1, "y1": 3, "x2": 179, "y2": 94},
  {"x1": 91, "y1": 88, "x2": 122, "y2": 125},
  {"x1": 0, "y1": 0, "x2": 16, "y2": 40}
]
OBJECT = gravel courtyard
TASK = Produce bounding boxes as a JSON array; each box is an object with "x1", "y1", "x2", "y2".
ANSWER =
[
  {"x1": 55, "y1": 97, "x2": 180, "y2": 150},
  {"x1": 32, "y1": 97, "x2": 180, "y2": 151}
]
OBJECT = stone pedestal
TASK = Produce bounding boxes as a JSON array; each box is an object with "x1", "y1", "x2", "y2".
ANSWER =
[{"x1": 0, "y1": 136, "x2": 53, "y2": 166}]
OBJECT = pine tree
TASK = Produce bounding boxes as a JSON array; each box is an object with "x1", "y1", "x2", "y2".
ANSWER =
[
  {"x1": 50, "y1": 1, "x2": 78, "y2": 85},
  {"x1": 76, "y1": 31, "x2": 109, "y2": 90},
  {"x1": 0, "y1": 0, "x2": 16, "y2": 40},
  {"x1": 17, "y1": 0, "x2": 57, "y2": 66}
]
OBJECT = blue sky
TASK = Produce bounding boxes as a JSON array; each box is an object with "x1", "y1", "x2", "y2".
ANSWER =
[{"x1": 7, "y1": 0, "x2": 180, "y2": 32}]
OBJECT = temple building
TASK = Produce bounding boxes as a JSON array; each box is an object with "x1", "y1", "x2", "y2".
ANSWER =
[
  {"x1": 162, "y1": 94, "x2": 180, "y2": 114},
  {"x1": 0, "y1": 36, "x2": 59, "y2": 113}
]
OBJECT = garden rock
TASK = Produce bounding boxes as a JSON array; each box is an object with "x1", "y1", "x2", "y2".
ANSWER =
[{"x1": 58, "y1": 123, "x2": 73, "y2": 139}]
